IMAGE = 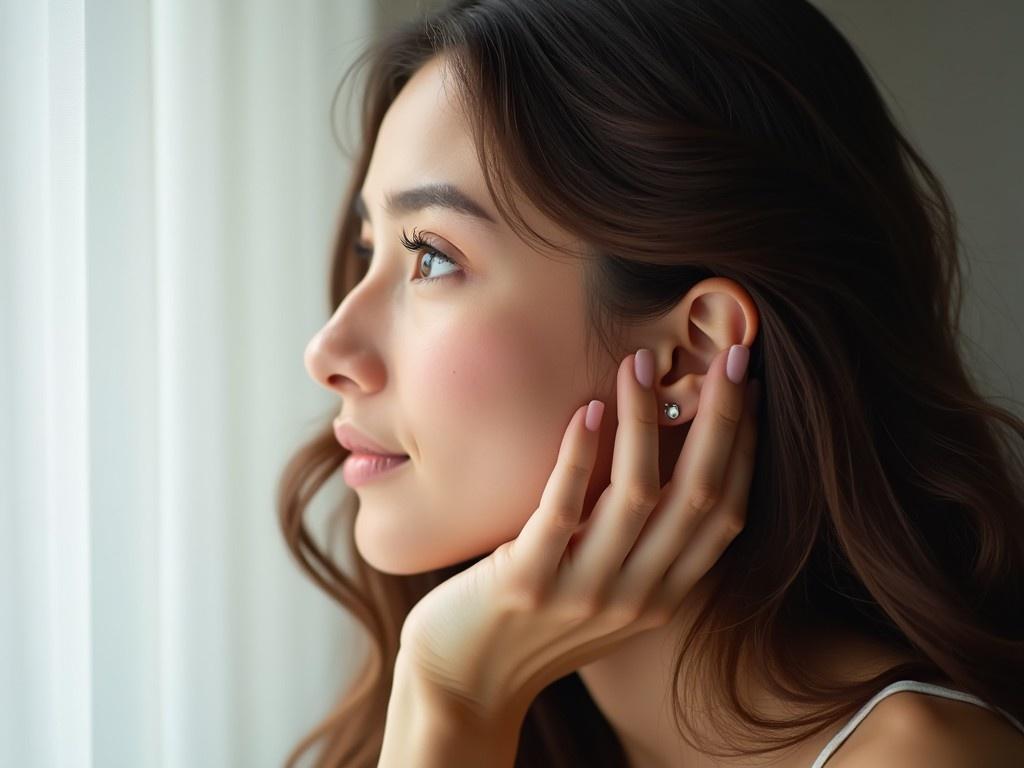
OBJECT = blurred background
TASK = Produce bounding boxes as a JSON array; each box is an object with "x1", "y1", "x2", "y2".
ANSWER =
[{"x1": 1, "y1": 1, "x2": 1020, "y2": 766}]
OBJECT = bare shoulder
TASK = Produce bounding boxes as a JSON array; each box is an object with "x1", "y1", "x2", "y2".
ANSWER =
[{"x1": 829, "y1": 689, "x2": 1024, "y2": 768}]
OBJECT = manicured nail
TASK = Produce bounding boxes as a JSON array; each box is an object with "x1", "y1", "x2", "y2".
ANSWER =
[
  {"x1": 585, "y1": 400, "x2": 605, "y2": 432},
  {"x1": 634, "y1": 348, "x2": 654, "y2": 389},
  {"x1": 726, "y1": 344, "x2": 749, "y2": 384}
]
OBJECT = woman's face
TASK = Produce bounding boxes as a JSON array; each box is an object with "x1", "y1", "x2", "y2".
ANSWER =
[{"x1": 304, "y1": 56, "x2": 681, "y2": 574}]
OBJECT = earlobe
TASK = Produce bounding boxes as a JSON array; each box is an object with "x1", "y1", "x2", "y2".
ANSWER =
[{"x1": 656, "y1": 372, "x2": 705, "y2": 425}]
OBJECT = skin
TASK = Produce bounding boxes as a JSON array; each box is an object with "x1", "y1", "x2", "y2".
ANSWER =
[{"x1": 304, "y1": 54, "x2": 1023, "y2": 767}]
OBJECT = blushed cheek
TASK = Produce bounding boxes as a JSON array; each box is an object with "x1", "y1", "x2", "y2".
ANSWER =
[
  {"x1": 413, "y1": 317, "x2": 550, "y2": 429},
  {"x1": 407, "y1": 312, "x2": 567, "y2": 543}
]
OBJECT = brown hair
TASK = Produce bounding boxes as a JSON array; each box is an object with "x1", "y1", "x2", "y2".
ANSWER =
[{"x1": 278, "y1": 0, "x2": 1024, "y2": 764}]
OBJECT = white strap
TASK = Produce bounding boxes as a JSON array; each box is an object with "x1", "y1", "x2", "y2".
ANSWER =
[{"x1": 809, "y1": 679, "x2": 1024, "y2": 768}]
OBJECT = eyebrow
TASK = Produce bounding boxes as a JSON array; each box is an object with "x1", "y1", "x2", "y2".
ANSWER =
[{"x1": 354, "y1": 182, "x2": 497, "y2": 226}]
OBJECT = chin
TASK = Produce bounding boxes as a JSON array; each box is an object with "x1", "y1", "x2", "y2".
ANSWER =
[
  {"x1": 352, "y1": 511, "x2": 448, "y2": 575},
  {"x1": 356, "y1": 541, "x2": 437, "y2": 576},
  {"x1": 353, "y1": 512, "x2": 497, "y2": 576}
]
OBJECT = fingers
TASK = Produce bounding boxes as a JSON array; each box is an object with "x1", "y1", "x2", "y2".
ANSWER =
[
  {"x1": 513, "y1": 399, "x2": 604, "y2": 592},
  {"x1": 616, "y1": 344, "x2": 753, "y2": 592},
  {"x1": 660, "y1": 377, "x2": 760, "y2": 600},
  {"x1": 565, "y1": 350, "x2": 662, "y2": 592},
  {"x1": 512, "y1": 343, "x2": 757, "y2": 614},
  {"x1": 670, "y1": 344, "x2": 749, "y2": 494}
]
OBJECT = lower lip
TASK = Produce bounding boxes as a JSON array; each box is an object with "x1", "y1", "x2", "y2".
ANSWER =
[{"x1": 342, "y1": 453, "x2": 411, "y2": 487}]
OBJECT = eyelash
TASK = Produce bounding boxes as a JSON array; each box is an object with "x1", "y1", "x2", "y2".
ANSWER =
[{"x1": 353, "y1": 226, "x2": 462, "y2": 285}]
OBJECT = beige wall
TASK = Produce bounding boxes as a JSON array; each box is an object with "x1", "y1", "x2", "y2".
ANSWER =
[
  {"x1": 373, "y1": 0, "x2": 446, "y2": 30},
  {"x1": 376, "y1": 1, "x2": 1024, "y2": 413},
  {"x1": 811, "y1": 0, "x2": 1023, "y2": 412}
]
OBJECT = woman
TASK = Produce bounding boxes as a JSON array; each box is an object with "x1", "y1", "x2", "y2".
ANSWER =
[{"x1": 287, "y1": 0, "x2": 1024, "y2": 765}]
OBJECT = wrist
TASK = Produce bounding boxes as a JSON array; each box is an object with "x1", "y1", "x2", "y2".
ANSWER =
[{"x1": 378, "y1": 651, "x2": 529, "y2": 768}]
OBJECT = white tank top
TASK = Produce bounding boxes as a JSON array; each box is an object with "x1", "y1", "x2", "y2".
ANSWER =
[{"x1": 809, "y1": 679, "x2": 1024, "y2": 767}]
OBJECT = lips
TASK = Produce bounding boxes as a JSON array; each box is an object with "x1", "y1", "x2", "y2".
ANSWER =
[{"x1": 333, "y1": 421, "x2": 408, "y2": 458}]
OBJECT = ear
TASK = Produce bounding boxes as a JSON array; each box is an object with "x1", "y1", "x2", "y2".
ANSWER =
[{"x1": 638, "y1": 277, "x2": 759, "y2": 425}]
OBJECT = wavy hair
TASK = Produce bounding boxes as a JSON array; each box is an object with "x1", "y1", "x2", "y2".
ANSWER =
[{"x1": 278, "y1": 0, "x2": 1024, "y2": 765}]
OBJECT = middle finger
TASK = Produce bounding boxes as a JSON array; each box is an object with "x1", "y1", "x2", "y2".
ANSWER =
[
  {"x1": 623, "y1": 344, "x2": 751, "y2": 577},
  {"x1": 565, "y1": 348, "x2": 662, "y2": 590}
]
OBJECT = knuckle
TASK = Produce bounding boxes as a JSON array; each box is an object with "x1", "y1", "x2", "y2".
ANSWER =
[
  {"x1": 637, "y1": 409, "x2": 659, "y2": 427},
  {"x1": 722, "y1": 511, "x2": 746, "y2": 539},
  {"x1": 569, "y1": 592, "x2": 605, "y2": 620},
  {"x1": 549, "y1": 504, "x2": 580, "y2": 532},
  {"x1": 500, "y1": 585, "x2": 544, "y2": 615},
  {"x1": 715, "y1": 406, "x2": 741, "y2": 430},
  {"x1": 492, "y1": 540, "x2": 516, "y2": 570},
  {"x1": 564, "y1": 461, "x2": 592, "y2": 483},
  {"x1": 624, "y1": 485, "x2": 659, "y2": 518},
  {"x1": 686, "y1": 479, "x2": 719, "y2": 516},
  {"x1": 605, "y1": 600, "x2": 644, "y2": 627},
  {"x1": 644, "y1": 602, "x2": 675, "y2": 629}
]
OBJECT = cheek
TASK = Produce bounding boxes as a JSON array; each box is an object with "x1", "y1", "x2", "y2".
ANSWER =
[
  {"x1": 411, "y1": 317, "x2": 550, "y2": 425},
  {"x1": 406, "y1": 314, "x2": 570, "y2": 537}
]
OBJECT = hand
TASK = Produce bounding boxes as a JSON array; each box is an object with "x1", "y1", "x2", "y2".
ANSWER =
[{"x1": 398, "y1": 345, "x2": 761, "y2": 724}]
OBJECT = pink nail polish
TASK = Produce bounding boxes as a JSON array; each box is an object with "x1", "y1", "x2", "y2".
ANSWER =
[
  {"x1": 634, "y1": 349, "x2": 654, "y2": 389},
  {"x1": 726, "y1": 345, "x2": 749, "y2": 384},
  {"x1": 585, "y1": 400, "x2": 605, "y2": 432}
]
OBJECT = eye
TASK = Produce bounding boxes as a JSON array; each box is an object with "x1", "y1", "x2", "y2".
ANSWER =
[{"x1": 353, "y1": 226, "x2": 463, "y2": 285}]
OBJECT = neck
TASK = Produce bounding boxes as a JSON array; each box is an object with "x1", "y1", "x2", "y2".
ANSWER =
[
  {"x1": 577, "y1": 578, "x2": 919, "y2": 768},
  {"x1": 576, "y1": 573, "x2": 720, "y2": 767}
]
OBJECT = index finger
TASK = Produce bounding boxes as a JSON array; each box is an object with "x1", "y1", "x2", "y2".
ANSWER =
[{"x1": 512, "y1": 400, "x2": 604, "y2": 591}]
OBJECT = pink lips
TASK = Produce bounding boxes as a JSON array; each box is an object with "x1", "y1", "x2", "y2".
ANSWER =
[
  {"x1": 341, "y1": 453, "x2": 410, "y2": 487},
  {"x1": 334, "y1": 420, "x2": 411, "y2": 487},
  {"x1": 333, "y1": 421, "x2": 408, "y2": 458}
]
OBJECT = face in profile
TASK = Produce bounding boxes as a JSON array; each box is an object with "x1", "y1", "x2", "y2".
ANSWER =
[{"x1": 304, "y1": 55, "x2": 681, "y2": 575}]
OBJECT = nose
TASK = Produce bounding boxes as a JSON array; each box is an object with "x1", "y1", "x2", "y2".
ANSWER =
[
  {"x1": 304, "y1": 271, "x2": 393, "y2": 400},
  {"x1": 304, "y1": 330, "x2": 348, "y2": 394},
  {"x1": 305, "y1": 323, "x2": 389, "y2": 404}
]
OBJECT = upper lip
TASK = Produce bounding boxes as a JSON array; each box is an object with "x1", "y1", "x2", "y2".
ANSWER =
[{"x1": 333, "y1": 421, "x2": 408, "y2": 457}]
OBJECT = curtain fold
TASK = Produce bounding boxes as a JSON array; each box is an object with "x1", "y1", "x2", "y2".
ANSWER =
[{"x1": 1, "y1": 2, "x2": 375, "y2": 765}]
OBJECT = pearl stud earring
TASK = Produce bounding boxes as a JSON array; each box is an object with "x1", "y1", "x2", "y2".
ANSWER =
[{"x1": 664, "y1": 402, "x2": 680, "y2": 420}]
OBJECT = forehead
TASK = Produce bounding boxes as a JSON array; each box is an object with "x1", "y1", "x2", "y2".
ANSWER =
[
  {"x1": 362, "y1": 55, "x2": 585, "y2": 260},
  {"x1": 362, "y1": 56, "x2": 489, "y2": 215}
]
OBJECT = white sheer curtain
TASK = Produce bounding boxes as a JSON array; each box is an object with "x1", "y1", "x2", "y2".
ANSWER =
[
  {"x1": 0, "y1": 1, "x2": 376, "y2": 765},
  {"x1": 7, "y1": 1, "x2": 1019, "y2": 767}
]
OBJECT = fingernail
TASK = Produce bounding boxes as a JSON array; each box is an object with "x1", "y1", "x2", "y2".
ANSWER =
[
  {"x1": 726, "y1": 344, "x2": 749, "y2": 385},
  {"x1": 585, "y1": 400, "x2": 605, "y2": 432},
  {"x1": 634, "y1": 348, "x2": 654, "y2": 389}
]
